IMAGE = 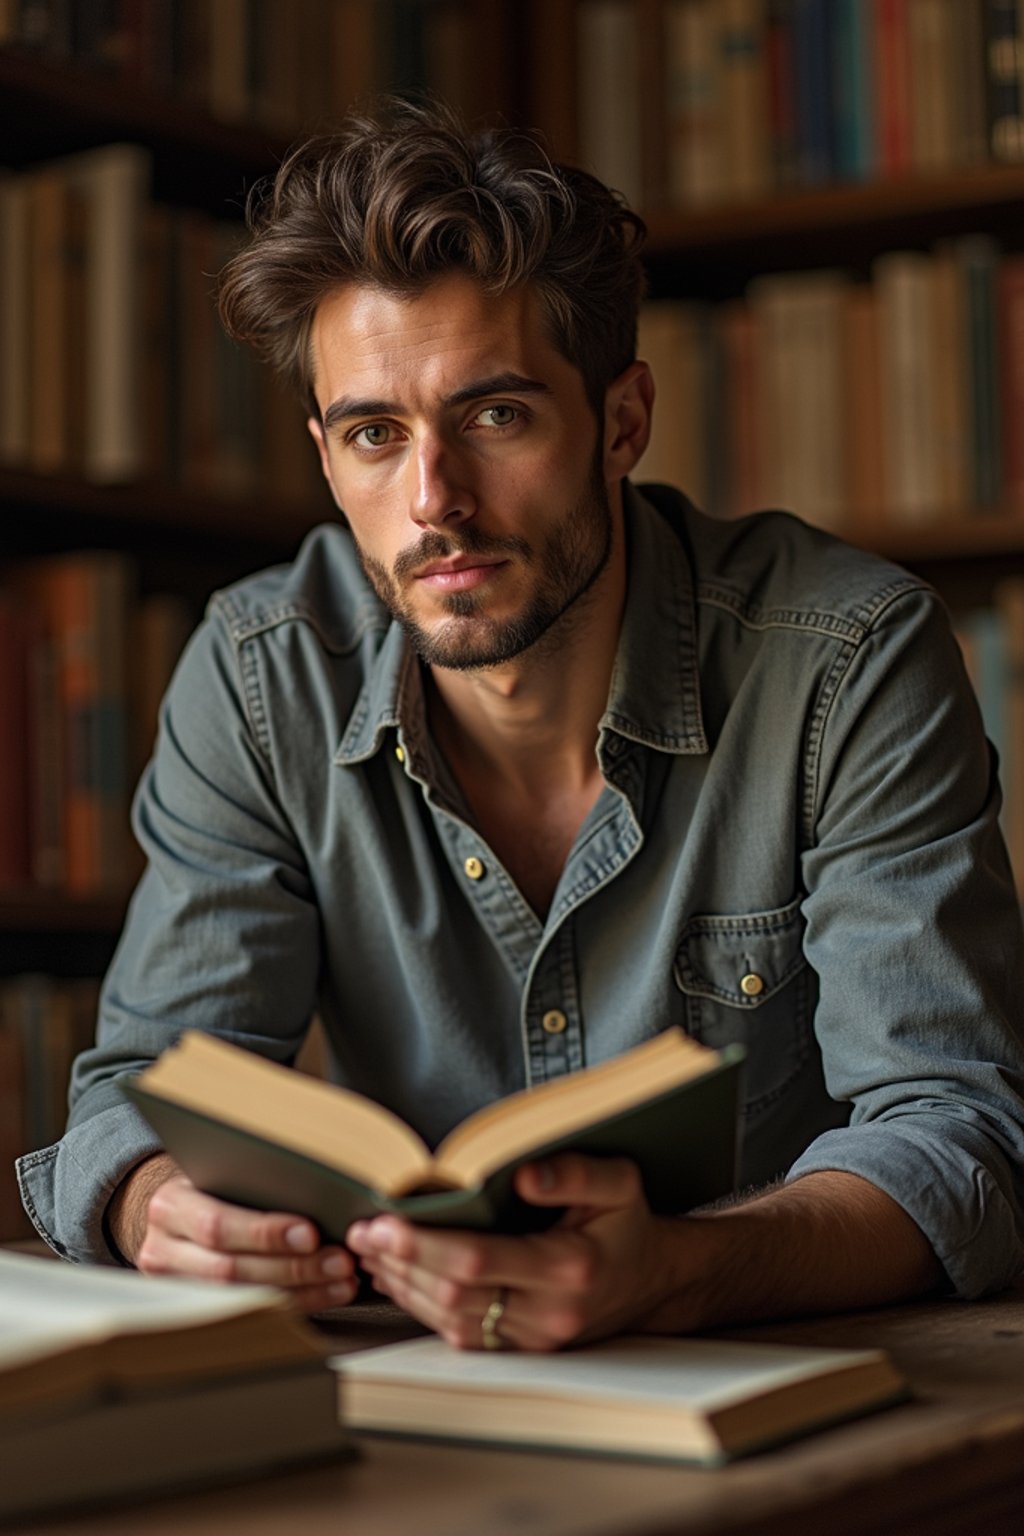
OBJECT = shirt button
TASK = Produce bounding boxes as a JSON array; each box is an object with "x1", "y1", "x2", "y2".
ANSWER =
[
  {"x1": 740, "y1": 973, "x2": 765, "y2": 998},
  {"x1": 394, "y1": 745, "x2": 405, "y2": 764},
  {"x1": 464, "y1": 856, "x2": 486, "y2": 881},
  {"x1": 542, "y1": 1009, "x2": 568, "y2": 1035}
]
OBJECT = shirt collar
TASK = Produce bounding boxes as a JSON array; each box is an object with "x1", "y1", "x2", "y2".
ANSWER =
[{"x1": 335, "y1": 480, "x2": 708, "y2": 767}]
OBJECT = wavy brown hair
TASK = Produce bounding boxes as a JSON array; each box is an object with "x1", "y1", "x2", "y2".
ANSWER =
[{"x1": 217, "y1": 97, "x2": 647, "y2": 419}]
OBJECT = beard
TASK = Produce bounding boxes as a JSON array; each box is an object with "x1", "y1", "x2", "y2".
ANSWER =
[{"x1": 353, "y1": 455, "x2": 614, "y2": 671}]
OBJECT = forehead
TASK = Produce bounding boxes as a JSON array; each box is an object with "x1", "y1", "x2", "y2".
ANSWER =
[{"x1": 309, "y1": 274, "x2": 580, "y2": 409}]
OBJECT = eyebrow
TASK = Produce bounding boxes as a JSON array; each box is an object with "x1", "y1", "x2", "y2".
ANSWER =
[{"x1": 321, "y1": 372, "x2": 554, "y2": 433}]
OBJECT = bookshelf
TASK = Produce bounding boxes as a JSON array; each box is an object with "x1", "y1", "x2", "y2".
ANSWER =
[{"x1": 4, "y1": 0, "x2": 1024, "y2": 1237}]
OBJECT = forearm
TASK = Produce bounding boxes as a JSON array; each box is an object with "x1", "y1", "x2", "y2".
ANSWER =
[
  {"x1": 104, "y1": 1152, "x2": 180, "y2": 1265},
  {"x1": 646, "y1": 1170, "x2": 945, "y2": 1334}
]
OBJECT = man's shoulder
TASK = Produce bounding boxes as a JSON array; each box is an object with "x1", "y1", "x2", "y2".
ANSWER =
[
  {"x1": 206, "y1": 521, "x2": 388, "y2": 655},
  {"x1": 637, "y1": 482, "x2": 933, "y2": 637}
]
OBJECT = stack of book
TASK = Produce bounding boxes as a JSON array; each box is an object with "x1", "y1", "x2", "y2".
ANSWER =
[
  {"x1": 637, "y1": 238, "x2": 1024, "y2": 530},
  {"x1": 0, "y1": 551, "x2": 192, "y2": 898},
  {"x1": 0, "y1": 142, "x2": 322, "y2": 497},
  {"x1": 0, "y1": 0, "x2": 494, "y2": 136},
  {"x1": 577, "y1": 0, "x2": 1024, "y2": 209}
]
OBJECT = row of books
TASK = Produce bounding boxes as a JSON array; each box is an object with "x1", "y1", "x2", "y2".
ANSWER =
[
  {"x1": 0, "y1": 551, "x2": 193, "y2": 896},
  {"x1": 637, "y1": 236, "x2": 1023, "y2": 529},
  {"x1": 0, "y1": 141, "x2": 324, "y2": 493},
  {"x1": 0, "y1": 0, "x2": 479, "y2": 135},
  {"x1": 0, "y1": 972, "x2": 99, "y2": 1239},
  {"x1": 578, "y1": 0, "x2": 1024, "y2": 211}
]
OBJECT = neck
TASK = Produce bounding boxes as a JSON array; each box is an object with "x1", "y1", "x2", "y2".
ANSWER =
[{"x1": 427, "y1": 504, "x2": 628, "y2": 797}]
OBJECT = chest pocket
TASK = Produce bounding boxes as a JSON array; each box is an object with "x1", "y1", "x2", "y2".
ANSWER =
[{"x1": 673, "y1": 897, "x2": 814, "y2": 1122}]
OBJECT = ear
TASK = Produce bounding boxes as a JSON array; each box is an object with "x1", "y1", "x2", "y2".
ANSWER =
[
  {"x1": 602, "y1": 361, "x2": 654, "y2": 482},
  {"x1": 307, "y1": 416, "x2": 344, "y2": 512}
]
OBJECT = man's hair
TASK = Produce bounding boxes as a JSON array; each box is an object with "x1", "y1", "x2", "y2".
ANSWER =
[{"x1": 217, "y1": 96, "x2": 647, "y2": 418}]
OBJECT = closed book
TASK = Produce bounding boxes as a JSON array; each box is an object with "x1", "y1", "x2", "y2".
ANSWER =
[
  {"x1": 907, "y1": 0, "x2": 956, "y2": 170},
  {"x1": 748, "y1": 271, "x2": 848, "y2": 529},
  {"x1": 792, "y1": 0, "x2": 833, "y2": 185},
  {"x1": 0, "y1": 173, "x2": 31, "y2": 466},
  {"x1": 931, "y1": 243, "x2": 970, "y2": 516},
  {"x1": 718, "y1": 300, "x2": 761, "y2": 516},
  {"x1": 986, "y1": 0, "x2": 1024, "y2": 161},
  {"x1": 0, "y1": 1252, "x2": 351, "y2": 1522},
  {"x1": 64, "y1": 143, "x2": 152, "y2": 483},
  {"x1": 1000, "y1": 256, "x2": 1024, "y2": 510},
  {"x1": 766, "y1": 0, "x2": 800, "y2": 185},
  {"x1": 831, "y1": 0, "x2": 875, "y2": 181},
  {"x1": 333, "y1": 1333, "x2": 907, "y2": 1465},
  {"x1": 636, "y1": 300, "x2": 711, "y2": 505},
  {"x1": 665, "y1": 0, "x2": 724, "y2": 205},
  {"x1": 950, "y1": 0, "x2": 989, "y2": 164},
  {"x1": 874, "y1": 0, "x2": 913, "y2": 176},
  {"x1": 123, "y1": 1027, "x2": 745, "y2": 1239},
  {"x1": 577, "y1": 0, "x2": 644, "y2": 207},
  {"x1": 842, "y1": 284, "x2": 886, "y2": 533},
  {"x1": 994, "y1": 578, "x2": 1024, "y2": 897},
  {"x1": 956, "y1": 235, "x2": 1003, "y2": 511},
  {"x1": 0, "y1": 592, "x2": 31, "y2": 888},
  {"x1": 874, "y1": 250, "x2": 942, "y2": 522},
  {"x1": 0, "y1": 1019, "x2": 27, "y2": 1241},
  {"x1": 718, "y1": 0, "x2": 771, "y2": 198}
]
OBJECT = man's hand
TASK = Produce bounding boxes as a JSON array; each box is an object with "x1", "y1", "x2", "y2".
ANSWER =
[
  {"x1": 346, "y1": 1153, "x2": 690, "y2": 1350},
  {"x1": 106, "y1": 1154, "x2": 359, "y2": 1312},
  {"x1": 345, "y1": 1156, "x2": 944, "y2": 1350}
]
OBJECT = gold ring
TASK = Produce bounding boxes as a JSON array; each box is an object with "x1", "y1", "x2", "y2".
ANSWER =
[{"x1": 480, "y1": 1287, "x2": 508, "y2": 1350}]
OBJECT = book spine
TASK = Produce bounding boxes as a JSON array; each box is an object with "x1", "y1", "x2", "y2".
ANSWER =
[
  {"x1": 576, "y1": 0, "x2": 644, "y2": 207},
  {"x1": 765, "y1": 0, "x2": 800, "y2": 186},
  {"x1": 792, "y1": 0, "x2": 833, "y2": 185},
  {"x1": 0, "y1": 595, "x2": 31, "y2": 890},
  {"x1": 986, "y1": 0, "x2": 1024, "y2": 161},
  {"x1": 831, "y1": 0, "x2": 875, "y2": 182},
  {"x1": 959, "y1": 236, "x2": 1003, "y2": 510},
  {"x1": 875, "y1": 251, "x2": 941, "y2": 522},
  {"x1": 718, "y1": 0, "x2": 771, "y2": 199},
  {"x1": 998, "y1": 256, "x2": 1024, "y2": 511},
  {"x1": 874, "y1": 0, "x2": 913, "y2": 176}
]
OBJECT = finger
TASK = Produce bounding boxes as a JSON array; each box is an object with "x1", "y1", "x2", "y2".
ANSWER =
[
  {"x1": 149, "y1": 1176, "x2": 323, "y2": 1258},
  {"x1": 514, "y1": 1154, "x2": 644, "y2": 1211},
  {"x1": 138, "y1": 1224, "x2": 358, "y2": 1294},
  {"x1": 355, "y1": 1222, "x2": 596, "y2": 1317}
]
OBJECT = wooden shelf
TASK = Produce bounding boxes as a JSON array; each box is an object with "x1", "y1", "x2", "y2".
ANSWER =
[
  {"x1": 645, "y1": 166, "x2": 1024, "y2": 253},
  {"x1": 0, "y1": 48, "x2": 289, "y2": 215},
  {"x1": 0, "y1": 465, "x2": 330, "y2": 552},
  {"x1": 642, "y1": 165, "x2": 1024, "y2": 295},
  {"x1": 848, "y1": 512, "x2": 1024, "y2": 566}
]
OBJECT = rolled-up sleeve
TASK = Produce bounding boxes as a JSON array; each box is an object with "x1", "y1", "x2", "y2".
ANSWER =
[
  {"x1": 792, "y1": 586, "x2": 1024, "y2": 1296},
  {"x1": 17, "y1": 605, "x2": 321, "y2": 1264}
]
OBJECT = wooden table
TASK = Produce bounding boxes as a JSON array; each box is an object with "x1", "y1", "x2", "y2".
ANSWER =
[{"x1": 11, "y1": 1284, "x2": 1024, "y2": 1536}]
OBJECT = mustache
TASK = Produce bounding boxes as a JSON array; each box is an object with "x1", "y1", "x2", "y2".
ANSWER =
[{"x1": 393, "y1": 526, "x2": 532, "y2": 582}]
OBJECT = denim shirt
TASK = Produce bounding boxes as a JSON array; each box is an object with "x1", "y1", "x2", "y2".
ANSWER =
[{"x1": 18, "y1": 484, "x2": 1024, "y2": 1297}]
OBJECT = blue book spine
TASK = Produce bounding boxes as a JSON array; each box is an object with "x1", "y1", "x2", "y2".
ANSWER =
[
  {"x1": 832, "y1": 0, "x2": 875, "y2": 181},
  {"x1": 793, "y1": 0, "x2": 833, "y2": 185}
]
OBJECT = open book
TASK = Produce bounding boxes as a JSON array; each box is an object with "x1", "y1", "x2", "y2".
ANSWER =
[
  {"x1": 333, "y1": 1333, "x2": 908, "y2": 1465},
  {"x1": 123, "y1": 1027, "x2": 744, "y2": 1237},
  {"x1": 0, "y1": 1250, "x2": 350, "y2": 1520}
]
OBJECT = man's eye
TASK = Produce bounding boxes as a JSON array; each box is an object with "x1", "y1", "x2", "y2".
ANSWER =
[
  {"x1": 474, "y1": 404, "x2": 519, "y2": 428},
  {"x1": 353, "y1": 423, "x2": 393, "y2": 448}
]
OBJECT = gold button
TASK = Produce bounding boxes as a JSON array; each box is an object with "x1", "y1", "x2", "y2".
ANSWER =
[
  {"x1": 740, "y1": 973, "x2": 765, "y2": 998},
  {"x1": 542, "y1": 1009, "x2": 568, "y2": 1035},
  {"x1": 394, "y1": 745, "x2": 405, "y2": 764},
  {"x1": 464, "y1": 856, "x2": 485, "y2": 881}
]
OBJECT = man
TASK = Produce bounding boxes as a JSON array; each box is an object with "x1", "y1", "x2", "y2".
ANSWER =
[{"x1": 18, "y1": 99, "x2": 1024, "y2": 1352}]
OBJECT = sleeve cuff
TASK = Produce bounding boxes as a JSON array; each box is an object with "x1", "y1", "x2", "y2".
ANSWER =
[
  {"x1": 16, "y1": 1102, "x2": 165, "y2": 1266},
  {"x1": 787, "y1": 1121, "x2": 1024, "y2": 1300}
]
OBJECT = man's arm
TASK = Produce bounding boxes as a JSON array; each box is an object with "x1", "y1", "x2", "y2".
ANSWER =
[
  {"x1": 346, "y1": 1155, "x2": 943, "y2": 1350},
  {"x1": 105, "y1": 1154, "x2": 359, "y2": 1311}
]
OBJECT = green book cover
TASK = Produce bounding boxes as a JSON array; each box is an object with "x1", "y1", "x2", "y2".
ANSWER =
[{"x1": 121, "y1": 1030, "x2": 745, "y2": 1241}]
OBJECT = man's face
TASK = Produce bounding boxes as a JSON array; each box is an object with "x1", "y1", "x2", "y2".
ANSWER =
[{"x1": 308, "y1": 274, "x2": 617, "y2": 671}]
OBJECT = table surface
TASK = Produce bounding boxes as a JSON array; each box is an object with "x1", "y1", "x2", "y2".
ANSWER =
[{"x1": 10, "y1": 1283, "x2": 1024, "y2": 1536}]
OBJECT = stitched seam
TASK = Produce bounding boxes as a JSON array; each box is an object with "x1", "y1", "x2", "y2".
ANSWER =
[{"x1": 212, "y1": 592, "x2": 386, "y2": 656}]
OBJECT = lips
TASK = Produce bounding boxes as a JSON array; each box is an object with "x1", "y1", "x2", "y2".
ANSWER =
[{"x1": 415, "y1": 558, "x2": 509, "y2": 592}]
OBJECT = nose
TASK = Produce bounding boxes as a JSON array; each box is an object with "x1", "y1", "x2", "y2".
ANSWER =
[{"x1": 408, "y1": 434, "x2": 477, "y2": 530}]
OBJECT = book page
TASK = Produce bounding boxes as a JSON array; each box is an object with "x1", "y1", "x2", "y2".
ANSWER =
[
  {"x1": 134, "y1": 1031, "x2": 433, "y2": 1193},
  {"x1": 434, "y1": 1028, "x2": 721, "y2": 1184},
  {"x1": 0, "y1": 1251, "x2": 284, "y2": 1370},
  {"x1": 333, "y1": 1333, "x2": 895, "y2": 1412}
]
